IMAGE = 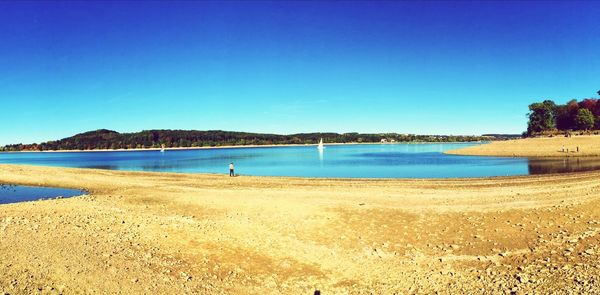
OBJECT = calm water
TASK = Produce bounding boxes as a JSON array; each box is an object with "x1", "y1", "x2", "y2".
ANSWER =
[
  {"x1": 1, "y1": 143, "x2": 600, "y2": 178},
  {"x1": 0, "y1": 184, "x2": 85, "y2": 204}
]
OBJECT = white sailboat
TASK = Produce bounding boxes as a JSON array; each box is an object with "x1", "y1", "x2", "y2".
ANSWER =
[
  {"x1": 317, "y1": 138, "x2": 325, "y2": 150},
  {"x1": 160, "y1": 144, "x2": 165, "y2": 153}
]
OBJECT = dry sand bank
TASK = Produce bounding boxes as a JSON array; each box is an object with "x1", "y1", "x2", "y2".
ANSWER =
[
  {"x1": 1, "y1": 165, "x2": 600, "y2": 294},
  {"x1": 446, "y1": 135, "x2": 600, "y2": 157}
]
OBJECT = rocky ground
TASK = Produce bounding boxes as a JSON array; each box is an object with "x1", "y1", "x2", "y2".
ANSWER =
[{"x1": 1, "y1": 164, "x2": 600, "y2": 294}]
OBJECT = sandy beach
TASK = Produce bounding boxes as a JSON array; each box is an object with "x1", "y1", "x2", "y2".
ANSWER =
[
  {"x1": 1, "y1": 164, "x2": 600, "y2": 294},
  {"x1": 446, "y1": 135, "x2": 600, "y2": 157}
]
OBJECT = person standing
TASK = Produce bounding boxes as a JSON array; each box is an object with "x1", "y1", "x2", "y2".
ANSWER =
[{"x1": 229, "y1": 162, "x2": 235, "y2": 177}]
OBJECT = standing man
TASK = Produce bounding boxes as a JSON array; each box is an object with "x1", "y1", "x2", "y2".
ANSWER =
[{"x1": 229, "y1": 162, "x2": 235, "y2": 177}]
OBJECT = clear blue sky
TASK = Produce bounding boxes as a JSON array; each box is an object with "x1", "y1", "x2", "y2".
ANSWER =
[{"x1": 1, "y1": 1, "x2": 599, "y2": 145}]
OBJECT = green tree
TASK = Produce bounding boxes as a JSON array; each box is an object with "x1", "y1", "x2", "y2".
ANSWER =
[
  {"x1": 575, "y1": 108, "x2": 595, "y2": 130},
  {"x1": 527, "y1": 100, "x2": 556, "y2": 134}
]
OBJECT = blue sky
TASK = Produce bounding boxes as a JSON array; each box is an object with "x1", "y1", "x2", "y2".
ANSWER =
[{"x1": 1, "y1": 1, "x2": 599, "y2": 145}]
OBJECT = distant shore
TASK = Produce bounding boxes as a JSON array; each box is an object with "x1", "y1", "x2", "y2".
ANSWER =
[
  {"x1": 1, "y1": 141, "x2": 484, "y2": 153},
  {"x1": 445, "y1": 134, "x2": 600, "y2": 157}
]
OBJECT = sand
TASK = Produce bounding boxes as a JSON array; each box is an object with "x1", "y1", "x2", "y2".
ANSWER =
[
  {"x1": 1, "y1": 164, "x2": 600, "y2": 294},
  {"x1": 446, "y1": 135, "x2": 600, "y2": 157}
]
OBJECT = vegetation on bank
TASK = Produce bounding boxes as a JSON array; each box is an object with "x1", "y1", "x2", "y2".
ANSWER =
[
  {"x1": 0, "y1": 129, "x2": 517, "y2": 152},
  {"x1": 527, "y1": 90, "x2": 600, "y2": 136}
]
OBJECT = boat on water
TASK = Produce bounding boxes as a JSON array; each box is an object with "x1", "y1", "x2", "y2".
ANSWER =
[
  {"x1": 160, "y1": 144, "x2": 165, "y2": 153},
  {"x1": 317, "y1": 138, "x2": 325, "y2": 150}
]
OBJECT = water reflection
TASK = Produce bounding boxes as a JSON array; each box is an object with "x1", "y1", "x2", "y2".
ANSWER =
[
  {"x1": 318, "y1": 147, "x2": 324, "y2": 163},
  {"x1": 528, "y1": 157, "x2": 600, "y2": 174},
  {"x1": 86, "y1": 165, "x2": 120, "y2": 170}
]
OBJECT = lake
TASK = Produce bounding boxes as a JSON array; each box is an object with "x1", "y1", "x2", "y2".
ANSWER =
[
  {"x1": 1, "y1": 143, "x2": 600, "y2": 178},
  {"x1": 0, "y1": 184, "x2": 86, "y2": 205}
]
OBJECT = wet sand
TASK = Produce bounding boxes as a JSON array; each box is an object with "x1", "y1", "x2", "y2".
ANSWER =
[
  {"x1": 1, "y1": 164, "x2": 600, "y2": 294},
  {"x1": 446, "y1": 135, "x2": 600, "y2": 157}
]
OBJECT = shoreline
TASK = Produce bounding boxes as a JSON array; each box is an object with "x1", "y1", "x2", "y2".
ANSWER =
[
  {"x1": 445, "y1": 134, "x2": 600, "y2": 158},
  {"x1": 0, "y1": 162, "x2": 569, "y2": 183},
  {"x1": 0, "y1": 141, "x2": 484, "y2": 153},
  {"x1": 1, "y1": 164, "x2": 600, "y2": 293}
]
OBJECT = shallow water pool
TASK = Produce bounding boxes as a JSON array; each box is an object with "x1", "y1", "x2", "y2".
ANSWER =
[{"x1": 0, "y1": 184, "x2": 86, "y2": 205}]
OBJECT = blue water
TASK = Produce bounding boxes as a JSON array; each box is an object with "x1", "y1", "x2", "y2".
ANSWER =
[
  {"x1": 0, "y1": 184, "x2": 86, "y2": 204},
  {"x1": 1, "y1": 143, "x2": 599, "y2": 178}
]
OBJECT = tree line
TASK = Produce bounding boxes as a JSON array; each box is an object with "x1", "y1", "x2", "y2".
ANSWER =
[
  {"x1": 527, "y1": 90, "x2": 600, "y2": 135},
  {"x1": 0, "y1": 129, "x2": 513, "y2": 151}
]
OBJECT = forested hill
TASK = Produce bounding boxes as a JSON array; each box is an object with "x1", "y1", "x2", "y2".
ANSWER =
[{"x1": 1, "y1": 129, "x2": 508, "y2": 151}]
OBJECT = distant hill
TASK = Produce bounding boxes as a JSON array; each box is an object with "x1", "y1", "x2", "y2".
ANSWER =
[{"x1": 1, "y1": 129, "x2": 511, "y2": 151}]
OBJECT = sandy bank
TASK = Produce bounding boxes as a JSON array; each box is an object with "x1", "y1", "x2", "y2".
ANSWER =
[
  {"x1": 446, "y1": 135, "x2": 600, "y2": 157},
  {"x1": 1, "y1": 165, "x2": 600, "y2": 293}
]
